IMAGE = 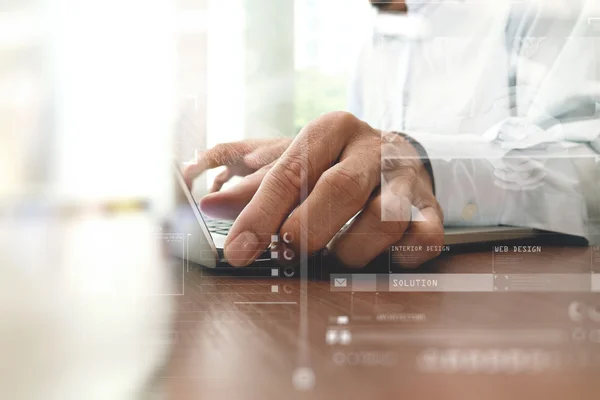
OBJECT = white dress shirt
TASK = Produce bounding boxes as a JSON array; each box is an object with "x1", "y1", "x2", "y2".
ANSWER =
[{"x1": 349, "y1": 0, "x2": 600, "y2": 243}]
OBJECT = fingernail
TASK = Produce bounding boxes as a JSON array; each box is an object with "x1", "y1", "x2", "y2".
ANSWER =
[{"x1": 225, "y1": 231, "x2": 260, "y2": 267}]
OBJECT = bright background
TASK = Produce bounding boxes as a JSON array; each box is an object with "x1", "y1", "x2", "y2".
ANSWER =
[
  {"x1": 180, "y1": 0, "x2": 375, "y2": 191},
  {"x1": 1, "y1": 0, "x2": 375, "y2": 200},
  {"x1": 177, "y1": 0, "x2": 374, "y2": 158}
]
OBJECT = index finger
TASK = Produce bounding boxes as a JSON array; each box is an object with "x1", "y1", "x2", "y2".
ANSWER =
[
  {"x1": 223, "y1": 112, "x2": 364, "y2": 266},
  {"x1": 183, "y1": 140, "x2": 273, "y2": 187}
]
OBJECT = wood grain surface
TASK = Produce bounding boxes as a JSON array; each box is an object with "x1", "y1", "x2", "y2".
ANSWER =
[{"x1": 160, "y1": 241, "x2": 600, "y2": 400}]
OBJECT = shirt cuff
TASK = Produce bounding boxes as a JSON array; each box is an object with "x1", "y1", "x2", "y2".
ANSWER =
[
  {"x1": 399, "y1": 131, "x2": 508, "y2": 226},
  {"x1": 393, "y1": 131, "x2": 436, "y2": 196}
]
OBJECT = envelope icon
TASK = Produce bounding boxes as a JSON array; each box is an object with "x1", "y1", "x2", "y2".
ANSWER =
[{"x1": 334, "y1": 278, "x2": 347, "y2": 288}]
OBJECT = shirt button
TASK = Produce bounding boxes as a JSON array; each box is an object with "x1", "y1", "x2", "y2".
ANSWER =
[{"x1": 462, "y1": 203, "x2": 478, "y2": 221}]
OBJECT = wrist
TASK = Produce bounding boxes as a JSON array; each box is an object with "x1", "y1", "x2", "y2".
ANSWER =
[{"x1": 392, "y1": 132, "x2": 435, "y2": 195}]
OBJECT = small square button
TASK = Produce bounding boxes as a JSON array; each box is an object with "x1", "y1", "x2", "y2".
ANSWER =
[
  {"x1": 271, "y1": 285, "x2": 279, "y2": 293},
  {"x1": 271, "y1": 268, "x2": 279, "y2": 277}
]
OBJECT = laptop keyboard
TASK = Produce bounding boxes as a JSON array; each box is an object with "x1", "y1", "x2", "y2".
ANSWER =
[{"x1": 204, "y1": 218, "x2": 234, "y2": 236}]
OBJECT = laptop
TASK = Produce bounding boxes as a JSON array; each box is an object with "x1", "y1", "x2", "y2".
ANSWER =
[
  {"x1": 170, "y1": 165, "x2": 537, "y2": 268},
  {"x1": 168, "y1": 165, "x2": 274, "y2": 268}
]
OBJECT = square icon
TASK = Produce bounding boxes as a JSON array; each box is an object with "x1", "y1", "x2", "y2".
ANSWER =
[
  {"x1": 271, "y1": 268, "x2": 279, "y2": 277},
  {"x1": 271, "y1": 285, "x2": 279, "y2": 293}
]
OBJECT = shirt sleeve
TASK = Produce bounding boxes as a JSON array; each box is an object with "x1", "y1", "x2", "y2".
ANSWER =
[
  {"x1": 406, "y1": 126, "x2": 599, "y2": 241},
  {"x1": 346, "y1": 48, "x2": 364, "y2": 119},
  {"x1": 402, "y1": 0, "x2": 600, "y2": 241}
]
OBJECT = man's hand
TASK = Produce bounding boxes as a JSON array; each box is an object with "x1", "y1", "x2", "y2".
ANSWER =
[
  {"x1": 185, "y1": 112, "x2": 444, "y2": 268},
  {"x1": 183, "y1": 138, "x2": 292, "y2": 192}
]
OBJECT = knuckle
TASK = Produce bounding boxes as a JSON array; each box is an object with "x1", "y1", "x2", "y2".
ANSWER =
[
  {"x1": 381, "y1": 193, "x2": 413, "y2": 223},
  {"x1": 323, "y1": 167, "x2": 371, "y2": 209},
  {"x1": 353, "y1": 151, "x2": 381, "y2": 175},
  {"x1": 211, "y1": 143, "x2": 226, "y2": 152},
  {"x1": 271, "y1": 158, "x2": 306, "y2": 193},
  {"x1": 357, "y1": 128, "x2": 383, "y2": 147},
  {"x1": 360, "y1": 202, "x2": 410, "y2": 242},
  {"x1": 264, "y1": 158, "x2": 307, "y2": 202},
  {"x1": 210, "y1": 143, "x2": 237, "y2": 164},
  {"x1": 382, "y1": 151, "x2": 421, "y2": 178},
  {"x1": 311, "y1": 111, "x2": 365, "y2": 137},
  {"x1": 321, "y1": 111, "x2": 360, "y2": 126},
  {"x1": 415, "y1": 198, "x2": 444, "y2": 224},
  {"x1": 412, "y1": 198, "x2": 432, "y2": 212},
  {"x1": 400, "y1": 164, "x2": 421, "y2": 183},
  {"x1": 381, "y1": 130, "x2": 400, "y2": 143},
  {"x1": 211, "y1": 143, "x2": 229, "y2": 156}
]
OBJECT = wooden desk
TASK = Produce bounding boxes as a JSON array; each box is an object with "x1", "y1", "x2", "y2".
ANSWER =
[{"x1": 161, "y1": 244, "x2": 600, "y2": 399}]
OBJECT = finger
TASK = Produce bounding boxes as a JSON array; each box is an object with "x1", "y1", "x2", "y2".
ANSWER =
[
  {"x1": 183, "y1": 141, "x2": 266, "y2": 187},
  {"x1": 210, "y1": 167, "x2": 234, "y2": 193},
  {"x1": 199, "y1": 164, "x2": 273, "y2": 220},
  {"x1": 210, "y1": 141, "x2": 291, "y2": 191},
  {"x1": 279, "y1": 145, "x2": 381, "y2": 257},
  {"x1": 327, "y1": 183, "x2": 414, "y2": 268},
  {"x1": 224, "y1": 112, "x2": 363, "y2": 266},
  {"x1": 389, "y1": 207, "x2": 445, "y2": 269},
  {"x1": 243, "y1": 140, "x2": 292, "y2": 170}
]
